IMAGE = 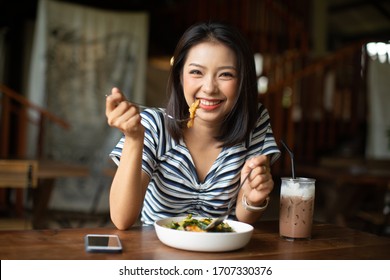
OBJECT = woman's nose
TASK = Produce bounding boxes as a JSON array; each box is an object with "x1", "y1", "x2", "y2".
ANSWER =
[{"x1": 202, "y1": 75, "x2": 217, "y2": 94}]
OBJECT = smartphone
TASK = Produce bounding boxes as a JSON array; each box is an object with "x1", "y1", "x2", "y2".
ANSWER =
[{"x1": 84, "y1": 234, "x2": 122, "y2": 253}]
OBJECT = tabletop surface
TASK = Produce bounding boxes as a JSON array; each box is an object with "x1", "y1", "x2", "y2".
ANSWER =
[{"x1": 1, "y1": 220, "x2": 389, "y2": 260}]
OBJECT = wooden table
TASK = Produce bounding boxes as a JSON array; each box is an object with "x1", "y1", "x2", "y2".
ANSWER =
[{"x1": 1, "y1": 220, "x2": 389, "y2": 260}]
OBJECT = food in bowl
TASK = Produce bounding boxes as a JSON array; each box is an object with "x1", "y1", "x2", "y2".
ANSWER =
[
  {"x1": 154, "y1": 216, "x2": 254, "y2": 252},
  {"x1": 164, "y1": 214, "x2": 234, "y2": 232}
]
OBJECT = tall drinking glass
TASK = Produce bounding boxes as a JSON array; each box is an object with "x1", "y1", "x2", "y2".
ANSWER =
[{"x1": 279, "y1": 177, "x2": 315, "y2": 240}]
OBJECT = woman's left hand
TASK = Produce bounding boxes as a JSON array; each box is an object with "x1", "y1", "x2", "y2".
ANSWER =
[{"x1": 240, "y1": 155, "x2": 273, "y2": 206}]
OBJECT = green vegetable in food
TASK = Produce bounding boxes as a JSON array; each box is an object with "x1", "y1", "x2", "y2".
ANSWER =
[{"x1": 165, "y1": 214, "x2": 234, "y2": 232}]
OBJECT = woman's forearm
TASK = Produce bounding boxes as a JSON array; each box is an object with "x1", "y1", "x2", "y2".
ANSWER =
[{"x1": 109, "y1": 136, "x2": 145, "y2": 230}]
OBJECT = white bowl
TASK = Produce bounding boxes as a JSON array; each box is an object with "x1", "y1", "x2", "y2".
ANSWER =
[{"x1": 154, "y1": 216, "x2": 254, "y2": 252}]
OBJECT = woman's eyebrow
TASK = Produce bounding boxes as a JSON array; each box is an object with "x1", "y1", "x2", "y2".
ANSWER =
[
  {"x1": 188, "y1": 63, "x2": 236, "y2": 70},
  {"x1": 188, "y1": 63, "x2": 204, "y2": 68}
]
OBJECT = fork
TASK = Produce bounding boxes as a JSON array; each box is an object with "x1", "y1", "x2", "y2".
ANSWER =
[
  {"x1": 106, "y1": 94, "x2": 190, "y2": 123},
  {"x1": 204, "y1": 170, "x2": 252, "y2": 230}
]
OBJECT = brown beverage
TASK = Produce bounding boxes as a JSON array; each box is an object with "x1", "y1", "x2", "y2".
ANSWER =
[{"x1": 279, "y1": 178, "x2": 315, "y2": 240}]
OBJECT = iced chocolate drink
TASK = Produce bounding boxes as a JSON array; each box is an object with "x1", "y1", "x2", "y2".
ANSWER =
[{"x1": 279, "y1": 177, "x2": 315, "y2": 240}]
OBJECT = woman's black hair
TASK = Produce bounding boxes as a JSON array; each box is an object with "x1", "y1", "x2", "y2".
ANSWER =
[{"x1": 165, "y1": 21, "x2": 259, "y2": 147}]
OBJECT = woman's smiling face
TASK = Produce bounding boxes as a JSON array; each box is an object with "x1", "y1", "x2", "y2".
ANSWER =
[{"x1": 181, "y1": 41, "x2": 239, "y2": 126}]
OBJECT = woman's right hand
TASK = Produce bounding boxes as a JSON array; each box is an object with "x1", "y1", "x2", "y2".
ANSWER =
[{"x1": 105, "y1": 87, "x2": 144, "y2": 139}]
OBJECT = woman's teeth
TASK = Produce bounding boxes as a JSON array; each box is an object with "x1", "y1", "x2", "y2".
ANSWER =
[{"x1": 200, "y1": 99, "x2": 222, "y2": 106}]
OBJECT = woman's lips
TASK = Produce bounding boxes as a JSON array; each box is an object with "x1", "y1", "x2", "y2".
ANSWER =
[{"x1": 198, "y1": 99, "x2": 223, "y2": 110}]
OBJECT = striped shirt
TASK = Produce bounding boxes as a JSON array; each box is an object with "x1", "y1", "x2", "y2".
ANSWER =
[{"x1": 110, "y1": 105, "x2": 280, "y2": 225}]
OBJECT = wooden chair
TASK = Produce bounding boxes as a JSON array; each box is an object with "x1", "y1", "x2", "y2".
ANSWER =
[{"x1": 0, "y1": 160, "x2": 38, "y2": 230}]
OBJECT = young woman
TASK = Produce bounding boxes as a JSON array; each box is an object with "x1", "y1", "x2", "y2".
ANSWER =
[{"x1": 106, "y1": 21, "x2": 280, "y2": 230}]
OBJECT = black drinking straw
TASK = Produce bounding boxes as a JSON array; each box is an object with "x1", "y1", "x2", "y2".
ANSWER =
[{"x1": 281, "y1": 140, "x2": 296, "y2": 179}]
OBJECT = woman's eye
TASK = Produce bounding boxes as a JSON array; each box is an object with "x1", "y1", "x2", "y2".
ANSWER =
[
  {"x1": 220, "y1": 72, "x2": 235, "y2": 78},
  {"x1": 189, "y1": 69, "x2": 202, "y2": 75}
]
